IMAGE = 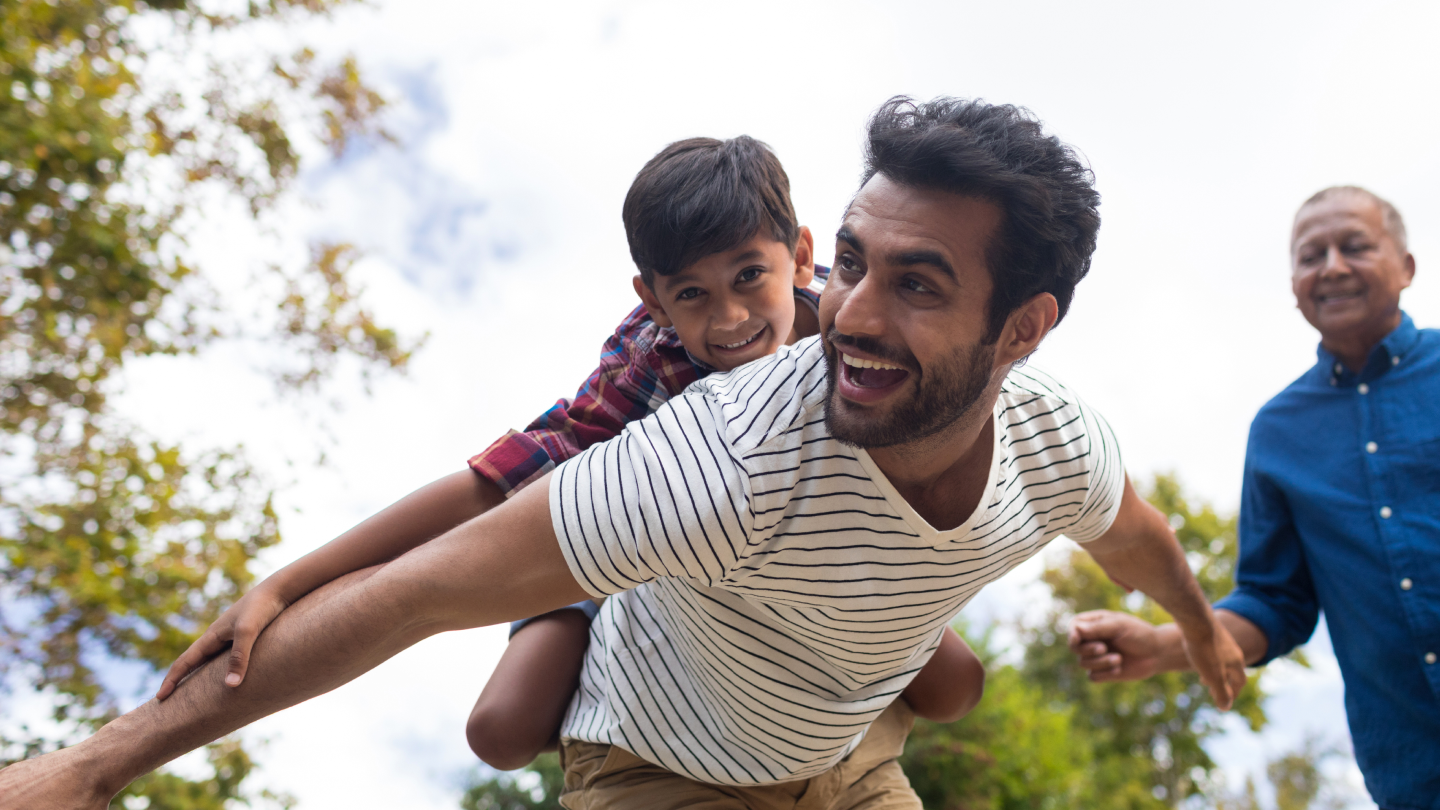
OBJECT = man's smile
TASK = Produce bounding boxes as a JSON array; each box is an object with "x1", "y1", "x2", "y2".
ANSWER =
[{"x1": 836, "y1": 350, "x2": 910, "y2": 403}]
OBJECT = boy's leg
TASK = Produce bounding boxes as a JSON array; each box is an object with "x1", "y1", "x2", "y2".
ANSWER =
[{"x1": 467, "y1": 602, "x2": 597, "y2": 770}]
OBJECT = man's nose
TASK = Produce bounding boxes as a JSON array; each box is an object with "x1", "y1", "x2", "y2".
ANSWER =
[
  {"x1": 1320, "y1": 245, "x2": 1352, "y2": 277},
  {"x1": 832, "y1": 272, "x2": 888, "y2": 338}
]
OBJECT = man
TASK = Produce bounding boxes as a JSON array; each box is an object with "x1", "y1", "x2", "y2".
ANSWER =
[
  {"x1": 0, "y1": 98, "x2": 1247, "y2": 810},
  {"x1": 1069, "y1": 187, "x2": 1438, "y2": 810}
]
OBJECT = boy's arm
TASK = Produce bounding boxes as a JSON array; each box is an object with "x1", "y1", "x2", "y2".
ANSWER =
[
  {"x1": 161, "y1": 310, "x2": 688, "y2": 698},
  {"x1": 157, "y1": 470, "x2": 503, "y2": 698},
  {"x1": 900, "y1": 627, "x2": 985, "y2": 723},
  {"x1": 469, "y1": 307, "x2": 700, "y2": 496}
]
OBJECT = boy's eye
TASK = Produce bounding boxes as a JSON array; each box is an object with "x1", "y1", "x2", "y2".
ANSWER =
[
  {"x1": 676, "y1": 287, "x2": 703, "y2": 302},
  {"x1": 737, "y1": 267, "x2": 762, "y2": 284}
]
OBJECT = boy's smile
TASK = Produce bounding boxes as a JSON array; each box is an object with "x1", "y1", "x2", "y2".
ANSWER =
[{"x1": 634, "y1": 228, "x2": 816, "y2": 372}]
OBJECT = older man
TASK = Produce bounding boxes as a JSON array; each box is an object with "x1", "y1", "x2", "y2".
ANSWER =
[
  {"x1": 1071, "y1": 186, "x2": 1438, "y2": 810},
  {"x1": 0, "y1": 98, "x2": 1247, "y2": 810}
]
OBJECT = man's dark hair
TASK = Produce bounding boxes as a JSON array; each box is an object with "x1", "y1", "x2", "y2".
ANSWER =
[
  {"x1": 624, "y1": 135, "x2": 800, "y2": 287},
  {"x1": 862, "y1": 97, "x2": 1101, "y2": 341}
]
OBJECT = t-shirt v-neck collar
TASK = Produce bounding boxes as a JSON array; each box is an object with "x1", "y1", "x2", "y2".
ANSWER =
[{"x1": 850, "y1": 401, "x2": 1003, "y2": 544}]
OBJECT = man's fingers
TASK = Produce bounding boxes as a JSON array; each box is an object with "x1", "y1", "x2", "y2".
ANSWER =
[
  {"x1": 1197, "y1": 659, "x2": 1234, "y2": 711},
  {"x1": 1076, "y1": 651, "x2": 1122, "y2": 672}
]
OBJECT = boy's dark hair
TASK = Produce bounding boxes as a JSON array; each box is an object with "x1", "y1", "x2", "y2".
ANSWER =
[
  {"x1": 624, "y1": 136, "x2": 799, "y2": 286},
  {"x1": 862, "y1": 97, "x2": 1101, "y2": 341}
]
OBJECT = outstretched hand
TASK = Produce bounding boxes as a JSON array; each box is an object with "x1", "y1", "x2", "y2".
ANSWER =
[
  {"x1": 156, "y1": 584, "x2": 291, "y2": 700},
  {"x1": 1068, "y1": 610, "x2": 1247, "y2": 711}
]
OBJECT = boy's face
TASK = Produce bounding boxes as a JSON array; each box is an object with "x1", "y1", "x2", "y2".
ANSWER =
[{"x1": 634, "y1": 228, "x2": 815, "y2": 372}]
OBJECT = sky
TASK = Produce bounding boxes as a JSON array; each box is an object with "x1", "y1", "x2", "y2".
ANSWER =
[{"x1": 86, "y1": 0, "x2": 1440, "y2": 807}]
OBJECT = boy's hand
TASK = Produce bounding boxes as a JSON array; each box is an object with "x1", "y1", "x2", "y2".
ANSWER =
[{"x1": 156, "y1": 583, "x2": 291, "y2": 699}]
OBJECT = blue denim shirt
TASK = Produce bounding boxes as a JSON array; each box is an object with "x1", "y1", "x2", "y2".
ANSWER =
[{"x1": 1216, "y1": 313, "x2": 1440, "y2": 810}]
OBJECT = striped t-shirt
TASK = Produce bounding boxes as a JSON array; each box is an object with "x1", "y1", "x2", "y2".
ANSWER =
[{"x1": 550, "y1": 335, "x2": 1124, "y2": 786}]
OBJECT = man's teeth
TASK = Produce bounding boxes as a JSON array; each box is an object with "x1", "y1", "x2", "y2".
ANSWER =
[{"x1": 840, "y1": 352, "x2": 903, "y2": 371}]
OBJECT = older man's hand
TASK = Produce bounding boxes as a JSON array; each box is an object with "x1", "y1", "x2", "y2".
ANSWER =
[{"x1": 1068, "y1": 610, "x2": 1248, "y2": 710}]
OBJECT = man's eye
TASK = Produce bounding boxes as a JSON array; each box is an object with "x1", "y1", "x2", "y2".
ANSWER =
[
  {"x1": 1343, "y1": 242, "x2": 1373, "y2": 254},
  {"x1": 676, "y1": 288, "x2": 703, "y2": 301},
  {"x1": 836, "y1": 255, "x2": 861, "y2": 274},
  {"x1": 902, "y1": 278, "x2": 933, "y2": 294}
]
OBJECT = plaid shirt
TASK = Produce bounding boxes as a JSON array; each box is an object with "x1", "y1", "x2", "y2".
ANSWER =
[{"x1": 469, "y1": 267, "x2": 828, "y2": 496}]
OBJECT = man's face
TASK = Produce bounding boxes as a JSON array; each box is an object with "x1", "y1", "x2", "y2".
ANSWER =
[
  {"x1": 638, "y1": 230, "x2": 814, "y2": 372},
  {"x1": 820, "y1": 175, "x2": 1002, "y2": 448},
  {"x1": 1291, "y1": 193, "x2": 1414, "y2": 345}
]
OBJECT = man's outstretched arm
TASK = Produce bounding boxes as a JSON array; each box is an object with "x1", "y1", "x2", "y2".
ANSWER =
[
  {"x1": 0, "y1": 475, "x2": 589, "y2": 810},
  {"x1": 1078, "y1": 475, "x2": 1249, "y2": 710}
]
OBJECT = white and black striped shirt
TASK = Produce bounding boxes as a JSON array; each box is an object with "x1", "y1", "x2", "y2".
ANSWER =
[{"x1": 550, "y1": 335, "x2": 1124, "y2": 785}]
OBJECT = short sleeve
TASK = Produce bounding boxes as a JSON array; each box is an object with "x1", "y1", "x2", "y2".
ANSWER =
[
  {"x1": 549, "y1": 390, "x2": 754, "y2": 598},
  {"x1": 1062, "y1": 398, "x2": 1126, "y2": 544}
]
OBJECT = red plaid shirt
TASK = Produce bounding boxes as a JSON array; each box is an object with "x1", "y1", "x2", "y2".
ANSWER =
[{"x1": 469, "y1": 268, "x2": 828, "y2": 496}]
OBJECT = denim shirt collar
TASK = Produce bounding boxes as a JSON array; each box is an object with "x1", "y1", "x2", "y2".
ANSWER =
[{"x1": 1317, "y1": 311, "x2": 1420, "y2": 386}]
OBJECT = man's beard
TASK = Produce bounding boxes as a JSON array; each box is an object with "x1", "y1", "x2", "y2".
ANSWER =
[{"x1": 823, "y1": 331, "x2": 996, "y2": 449}]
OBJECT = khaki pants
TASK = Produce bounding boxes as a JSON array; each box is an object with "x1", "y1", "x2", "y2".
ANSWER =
[{"x1": 557, "y1": 699, "x2": 920, "y2": 810}]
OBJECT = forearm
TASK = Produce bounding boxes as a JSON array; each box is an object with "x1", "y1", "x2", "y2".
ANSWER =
[
  {"x1": 1147, "y1": 610, "x2": 1270, "y2": 671},
  {"x1": 75, "y1": 479, "x2": 588, "y2": 797},
  {"x1": 266, "y1": 470, "x2": 504, "y2": 603},
  {"x1": 76, "y1": 564, "x2": 435, "y2": 796},
  {"x1": 1087, "y1": 532, "x2": 1213, "y2": 630}
]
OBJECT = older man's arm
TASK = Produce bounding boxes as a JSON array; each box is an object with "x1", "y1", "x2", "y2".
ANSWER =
[
  {"x1": 0, "y1": 474, "x2": 589, "y2": 810},
  {"x1": 1076, "y1": 474, "x2": 1249, "y2": 710}
]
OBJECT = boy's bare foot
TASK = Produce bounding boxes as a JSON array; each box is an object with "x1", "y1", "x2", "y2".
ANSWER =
[{"x1": 0, "y1": 746, "x2": 113, "y2": 810}]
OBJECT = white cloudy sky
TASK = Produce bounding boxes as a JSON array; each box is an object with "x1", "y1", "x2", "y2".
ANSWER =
[{"x1": 94, "y1": 0, "x2": 1440, "y2": 807}]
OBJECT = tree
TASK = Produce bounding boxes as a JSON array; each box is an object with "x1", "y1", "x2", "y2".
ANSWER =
[
  {"x1": 0, "y1": 1, "x2": 419, "y2": 805},
  {"x1": 902, "y1": 475, "x2": 1269, "y2": 809},
  {"x1": 460, "y1": 752, "x2": 565, "y2": 810}
]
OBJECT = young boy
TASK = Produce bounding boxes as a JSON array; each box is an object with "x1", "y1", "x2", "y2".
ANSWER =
[{"x1": 156, "y1": 135, "x2": 984, "y2": 773}]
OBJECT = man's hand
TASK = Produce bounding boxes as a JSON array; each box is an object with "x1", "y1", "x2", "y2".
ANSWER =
[
  {"x1": 1176, "y1": 614, "x2": 1247, "y2": 711},
  {"x1": 156, "y1": 583, "x2": 291, "y2": 699},
  {"x1": 1069, "y1": 609, "x2": 1247, "y2": 711}
]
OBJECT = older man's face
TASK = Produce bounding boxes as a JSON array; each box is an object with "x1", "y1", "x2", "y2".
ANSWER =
[
  {"x1": 1291, "y1": 193, "x2": 1414, "y2": 345},
  {"x1": 819, "y1": 175, "x2": 1002, "y2": 448}
]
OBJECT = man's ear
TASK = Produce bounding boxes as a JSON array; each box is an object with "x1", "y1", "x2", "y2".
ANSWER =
[
  {"x1": 996, "y1": 292, "x2": 1059, "y2": 367},
  {"x1": 792, "y1": 226, "x2": 816, "y2": 290},
  {"x1": 632, "y1": 275, "x2": 674, "y2": 328}
]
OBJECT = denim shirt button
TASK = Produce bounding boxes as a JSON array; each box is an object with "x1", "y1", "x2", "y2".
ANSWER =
[
  {"x1": 1381, "y1": 506, "x2": 1393, "y2": 519},
  {"x1": 1358, "y1": 383, "x2": 1370, "y2": 395},
  {"x1": 1427, "y1": 652, "x2": 1437, "y2": 665},
  {"x1": 1401, "y1": 578, "x2": 1413, "y2": 590}
]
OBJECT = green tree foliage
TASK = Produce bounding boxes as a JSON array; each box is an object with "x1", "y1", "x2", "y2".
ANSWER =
[
  {"x1": 902, "y1": 475, "x2": 1268, "y2": 809},
  {"x1": 461, "y1": 752, "x2": 565, "y2": 810},
  {"x1": 0, "y1": 0, "x2": 421, "y2": 804}
]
